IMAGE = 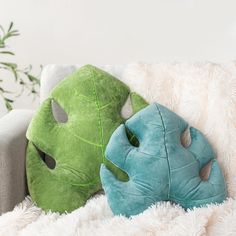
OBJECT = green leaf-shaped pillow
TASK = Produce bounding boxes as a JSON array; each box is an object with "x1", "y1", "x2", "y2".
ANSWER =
[
  {"x1": 26, "y1": 65, "x2": 147, "y2": 213},
  {"x1": 101, "y1": 103, "x2": 227, "y2": 217}
]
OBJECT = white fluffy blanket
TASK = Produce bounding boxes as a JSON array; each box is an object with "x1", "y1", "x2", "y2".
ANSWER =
[
  {"x1": 0, "y1": 195, "x2": 236, "y2": 236},
  {"x1": 1, "y1": 62, "x2": 236, "y2": 235}
]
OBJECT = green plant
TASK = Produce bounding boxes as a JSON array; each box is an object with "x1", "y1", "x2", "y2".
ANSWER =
[{"x1": 0, "y1": 22, "x2": 40, "y2": 111}]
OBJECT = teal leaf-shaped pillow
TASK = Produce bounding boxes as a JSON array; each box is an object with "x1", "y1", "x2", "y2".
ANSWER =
[
  {"x1": 26, "y1": 65, "x2": 147, "y2": 213},
  {"x1": 100, "y1": 103, "x2": 227, "y2": 217}
]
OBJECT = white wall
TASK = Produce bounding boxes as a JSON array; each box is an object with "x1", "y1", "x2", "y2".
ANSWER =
[{"x1": 0, "y1": 0, "x2": 236, "y2": 116}]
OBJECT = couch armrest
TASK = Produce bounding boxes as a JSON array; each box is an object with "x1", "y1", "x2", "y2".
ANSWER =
[{"x1": 0, "y1": 109, "x2": 34, "y2": 214}]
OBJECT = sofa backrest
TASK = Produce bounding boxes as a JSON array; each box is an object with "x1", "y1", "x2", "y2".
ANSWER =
[
  {"x1": 40, "y1": 62, "x2": 236, "y2": 198},
  {"x1": 40, "y1": 64, "x2": 127, "y2": 102}
]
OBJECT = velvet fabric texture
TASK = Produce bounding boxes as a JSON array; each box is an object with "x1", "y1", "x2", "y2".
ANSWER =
[
  {"x1": 26, "y1": 65, "x2": 146, "y2": 213},
  {"x1": 100, "y1": 103, "x2": 227, "y2": 217}
]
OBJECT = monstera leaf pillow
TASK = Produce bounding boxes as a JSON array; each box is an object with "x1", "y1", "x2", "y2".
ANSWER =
[
  {"x1": 26, "y1": 65, "x2": 147, "y2": 213},
  {"x1": 101, "y1": 103, "x2": 227, "y2": 217}
]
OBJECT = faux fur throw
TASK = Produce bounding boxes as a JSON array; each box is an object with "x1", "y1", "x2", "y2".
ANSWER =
[
  {"x1": 0, "y1": 195, "x2": 235, "y2": 236},
  {"x1": 1, "y1": 62, "x2": 236, "y2": 235}
]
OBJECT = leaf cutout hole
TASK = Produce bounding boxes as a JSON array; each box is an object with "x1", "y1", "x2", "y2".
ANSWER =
[
  {"x1": 180, "y1": 127, "x2": 212, "y2": 180},
  {"x1": 121, "y1": 95, "x2": 133, "y2": 119},
  {"x1": 34, "y1": 144, "x2": 56, "y2": 170},
  {"x1": 51, "y1": 99, "x2": 68, "y2": 123},
  {"x1": 181, "y1": 126, "x2": 191, "y2": 148},
  {"x1": 126, "y1": 127, "x2": 139, "y2": 147},
  {"x1": 200, "y1": 161, "x2": 212, "y2": 180}
]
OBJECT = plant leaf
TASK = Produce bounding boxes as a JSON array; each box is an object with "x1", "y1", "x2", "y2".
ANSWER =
[
  {"x1": 0, "y1": 62, "x2": 18, "y2": 80},
  {"x1": 5, "y1": 97, "x2": 14, "y2": 102},
  {"x1": 0, "y1": 51, "x2": 15, "y2": 55},
  {"x1": 0, "y1": 25, "x2": 5, "y2": 34},
  {"x1": 8, "y1": 22, "x2": 13, "y2": 32},
  {"x1": 4, "y1": 98, "x2": 13, "y2": 110},
  {"x1": 26, "y1": 73, "x2": 40, "y2": 84},
  {"x1": 0, "y1": 62, "x2": 17, "y2": 69}
]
